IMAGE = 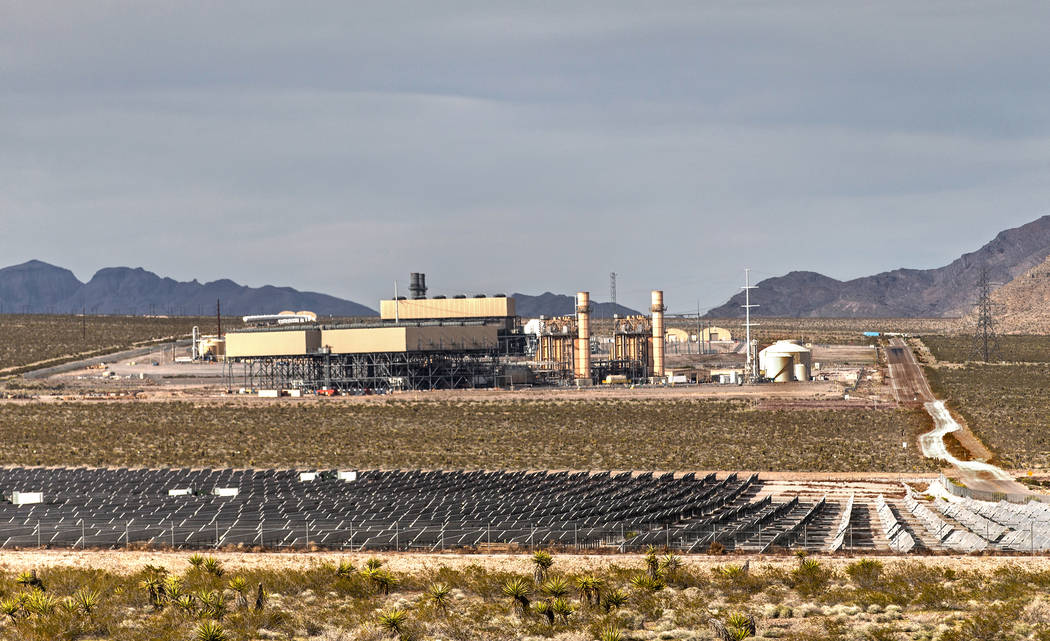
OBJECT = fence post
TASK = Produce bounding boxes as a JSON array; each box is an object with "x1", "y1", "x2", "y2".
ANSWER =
[
  {"x1": 487, "y1": 523, "x2": 490, "y2": 548},
  {"x1": 849, "y1": 524, "x2": 853, "y2": 552},
  {"x1": 803, "y1": 524, "x2": 807, "y2": 550},
  {"x1": 574, "y1": 524, "x2": 578, "y2": 550},
  {"x1": 171, "y1": 520, "x2": 175, "y2": 549},
  {"x1": 306, "y1": 522, "x2": 310, "y2": 549},
  {"x1": 126, "y1": 521, "x2": 130, "y2": 549},
  {"x1": 441, "y1": 524, "x2": 445, "y2": 552},
  {"x1": 215, "y1": 522, "x2": 219, "y2": 548},
  {"x1": 349, "y1": 521, "x2": 353, "y2": 550},
  {"x1": 395, "y1": 522, "x2": 399, "y2": 551},
  {"x1": 81, "y1": 520, "x2": 85, "y2": 549},
  {"x1": 36, "y1": 521, "x2": 40, "y2": 548}
]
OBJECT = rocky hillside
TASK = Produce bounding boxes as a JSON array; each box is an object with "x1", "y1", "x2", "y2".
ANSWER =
[
  {"x1": 706, "y1": 215, "x2": 1050, "y2": 318},
  {"x1": 0, "y1": 261, "x2": 377, "y2": 316},
  {"x1": 986, "y1": 255, "x2": 1050, "y2": 333}
]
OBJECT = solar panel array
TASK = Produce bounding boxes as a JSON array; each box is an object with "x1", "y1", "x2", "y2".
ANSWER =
[{"x1": 7, "y1": 469, "x2": 1037, "y2": 554}]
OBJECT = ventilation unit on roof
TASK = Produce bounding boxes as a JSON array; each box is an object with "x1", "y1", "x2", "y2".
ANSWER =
[
  {"x1": 299, "y1": 472, "x2": 317, "y2": 482},
  {"x1": 167, "y1": 487, "x2": 192, "y2": 497},
  {"x1": 338, "y1": 470, "x2": 358, "y2": 482},
  {"x1": 212, "y1": 487, "x2": 239, "y2": 497}
]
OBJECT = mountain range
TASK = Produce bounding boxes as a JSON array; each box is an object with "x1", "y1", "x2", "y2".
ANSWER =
[
  {"x1": 0, "y1": 261, "x2": 377, "y2": 317},
  {"x1": 705, "y1": 215, "x2": 1050, "y2": 318},
  {"x1": 0, "y1": 261, "x2": 638, "y2": 319},
  {"x1": 511, "y1": 292, "x2": 641, "y2": 318}
]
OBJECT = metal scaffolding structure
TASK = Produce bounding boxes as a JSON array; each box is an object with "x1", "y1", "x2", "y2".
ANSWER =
[{"x1": 225, "y1": 348, "x2": 501, "y2": 392}]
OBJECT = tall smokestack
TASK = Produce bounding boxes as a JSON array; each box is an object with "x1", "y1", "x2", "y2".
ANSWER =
[
  {"x1": 409, "y1": 273, "x2": 427, "y2": 299},
  {"x1": 651, "y1": 290, "x2": 665, "y2": 378},
  {"x1": 575, "y1": 291, "x2": 591, "y2": 382}
]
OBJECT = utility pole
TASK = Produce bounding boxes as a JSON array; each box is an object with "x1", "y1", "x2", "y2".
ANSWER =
[
  {"x1": 742, "y1": 268, "x2": 759, "y2": 383},
  {"x1": 696, "y1": 301, "x2": 702, "y2": 355},
  {"x1": 609, "y1": 272, "x2": 617, "y2": 319},
  {"x1": 971, "y1": 267, "x2": 1001, "y2": 362},
  {"x1": 216, "y1": 299, "x2": 222, "y2": 338}
]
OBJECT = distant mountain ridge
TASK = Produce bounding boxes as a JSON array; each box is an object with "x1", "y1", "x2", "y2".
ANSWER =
[
  {"x1": 0, "y1": 261, "x2": 377, "y2": 316},
  {"x1": 705, "y1": 215, "x2": 1050, "y2": 318},
  {"x1": 512, "y1": 292, "x2": 641, "y2": 318}
]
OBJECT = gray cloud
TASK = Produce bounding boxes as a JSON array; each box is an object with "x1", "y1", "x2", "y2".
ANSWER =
[{"x1": 2, "y1": 1, "x2": 1049, "y2": 314}]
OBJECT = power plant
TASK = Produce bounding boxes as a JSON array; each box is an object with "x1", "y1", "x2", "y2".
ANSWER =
[{"x1": 223, "y1": 276, "x2": 678, "y2": 393}]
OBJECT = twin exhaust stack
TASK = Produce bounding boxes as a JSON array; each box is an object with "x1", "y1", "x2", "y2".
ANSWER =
[{"x1": 573, "y1": 289, "x2": 665, "y2": 383}]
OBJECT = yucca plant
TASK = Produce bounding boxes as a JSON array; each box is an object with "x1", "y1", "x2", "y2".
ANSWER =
[
  {"x1": 141, "y1": 576, "x2": 165, "y2": 609},
  {"x1": 424, "y1": 582, "x2": 452, "y2": 615},
  {"x1": 576, "y1": 575, "x2": 604, "y2": 605},
  {"x1": 601, "y1": 588, "x2": 629, "y2": 612},
  {"x1": 0, "y1": 597, "x2": 20, "y2": 621},
  {"x1": 660, "y1": 552, "x2": 682, "y2": 581},
  {"x1": 526, "y1": 599, "x2": 549, "y2": 626},
  {"x1": 711, "y1": 611, "x2": 757, "y2": 641},
  {"x1": 24, "y1": 591, "x2": 57, "y2": 617},
  {"x1": 501, "y1": 577, "x2": 532, "y2": 617},
  {"x1": 363, "y1": 568, "x2": 396, "y2": 595},
  {"x1": 376, "y1": 607, "x2": 410, "y2": 639},
  {"x1": 16, "y1": 570, "x2": 44, "y2": 591},
  {"x1": 644, "y1": 545, "x2": 661, "y2": 579},
  {"x1": 630, "y1": 573, "x2": 665, "y2": 592},
  {"x1": 597, "y1": 624, "x2": 625, "y2": 641},
  {"x1": 72, "y1": 588, "x2": 102, "y2": 615},
  {"x1": 364, "y1": 557, "x2": 383, "y2": 571},
  {"x1": 228, "y1": 577, "x2": 249, "y2": 609},
  {"x1": 195, "y1": 620, "x2": 229, "y2": 641},
  {"x1": 174, "y1": 594, "x2": 198, "y2": 615},
  {"x1": 532, "y1": 551, "x2": 554, "y2": 583},
  {"x1": 196, "y1": 589, "x2": 227, "y2": 621},
  {"x1": 202, "y1": 556, "x2": 224, "y2": 577},
  {"x1": 188, "y1": 553, "x2": 206, "y2": 570},
  {"x1": 164, "y1": 575, "x2": 184, "y2": 601},
  {"x1": 540, "y1": 576, "x2": 570, "y2": 599},
  {"x1": 58, "y1": 596, "x2": 79, "y2": 617},
  {"x1": 551, "y1": 597, "x2": 573, "y2": 623},
  {"x1": 335, "y1": 559, "x2": 355, "y2": 580}
]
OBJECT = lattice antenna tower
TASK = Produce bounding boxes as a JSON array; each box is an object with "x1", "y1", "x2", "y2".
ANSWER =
[
  {"x1": 742, "y1": 268, "x2": 759, "y2": 383},
  {"x1": 609, "y1": 272, "x2": 617, "y2": 316},
  {"x1": 971, "y1": 266, "x2": 1001, "y2": 362}
]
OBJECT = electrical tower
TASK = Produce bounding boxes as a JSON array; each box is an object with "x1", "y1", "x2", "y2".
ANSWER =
[
  {"x1": 609, "y1": 272, "x2": 617, "y2": 315},
  {"x1": 742, "y1": 268, "x2": 759, "y2": 382},
  {"x1": 971, "y1": 267, "x2": 1001, "y2": 362}
]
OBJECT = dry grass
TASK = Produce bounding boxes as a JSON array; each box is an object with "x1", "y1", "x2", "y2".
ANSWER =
[
  {"x1": 1, "y1": 552, "x2": 1049, "y2": 641},
  {"x1": 0, "y1": 399, "x2": 934, "y2": 471},
  {"x1": 0, "y1": 315, "x2": 217, "y2": 374},
  {"x1": 923, "y1": 335, "x2": 1050, "y2": 364},
  {"x1": 926, "y1": 363, "x2": 1050, "y2": 469}
]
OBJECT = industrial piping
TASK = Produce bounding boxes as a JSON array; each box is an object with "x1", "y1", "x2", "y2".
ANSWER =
[
  {"x1": 651, "y1": 290, "x2": 665, "y2": 378},
  {"x1": 575, "y1": 291, "x2": 591, "y2": 382}
]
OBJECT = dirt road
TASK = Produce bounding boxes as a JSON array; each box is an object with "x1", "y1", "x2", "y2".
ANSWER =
[
  {"x1": 886, "y1": 339, "x2": 1031, "y2": 495},
  {"x1": 886, "y1": 338, "x2": 934, "y2": 404}
]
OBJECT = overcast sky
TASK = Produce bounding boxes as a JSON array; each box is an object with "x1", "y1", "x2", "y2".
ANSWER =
[{"x1": 3, "y1": 2, "x2": 1049, "y2": 314}]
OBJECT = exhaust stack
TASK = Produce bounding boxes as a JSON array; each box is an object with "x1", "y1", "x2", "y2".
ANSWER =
[
  {"x1": 651, "y1": 290, "x2": 665, "y2": 378},
  {"x1": 575, "y1": 291, "x2": 591, "y2": 382}
]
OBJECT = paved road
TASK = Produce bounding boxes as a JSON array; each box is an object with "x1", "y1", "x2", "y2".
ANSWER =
[{"x1": 885, "y1": 338, "x2": 1031, "y2": 496}]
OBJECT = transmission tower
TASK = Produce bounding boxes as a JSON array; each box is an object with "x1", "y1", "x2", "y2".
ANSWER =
[{"x1": 971, "y1": 267, "x2": 1001, "y2": 362}]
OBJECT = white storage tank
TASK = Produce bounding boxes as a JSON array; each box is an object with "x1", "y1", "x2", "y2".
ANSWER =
[
  {"x1": 793, "y1": 362, "x2": 809, "y2": 382},
  {"x1": 759, "y1": 340, "x2": 812, "y2": 383}
]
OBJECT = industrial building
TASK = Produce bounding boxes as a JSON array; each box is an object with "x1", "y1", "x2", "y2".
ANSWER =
[
  {"x1": 224, "y1": 275, "x2": 671, "y2": 393},
  {"x1": 224, "y1": 273, "x2": 519, "y2": 392}
]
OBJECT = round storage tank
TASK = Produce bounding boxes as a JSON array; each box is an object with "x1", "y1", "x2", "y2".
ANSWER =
[
  {"x1": 765, "y1": 354, "x2": 793, "y2": 382},
  {"x1": 793, "y1": 362, "x2": 809, "y2": 382}
]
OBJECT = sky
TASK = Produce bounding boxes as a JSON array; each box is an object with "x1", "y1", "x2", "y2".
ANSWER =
[{"x1": 2, "y1": 1, "x2": 1049, "y2": 315}]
